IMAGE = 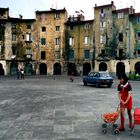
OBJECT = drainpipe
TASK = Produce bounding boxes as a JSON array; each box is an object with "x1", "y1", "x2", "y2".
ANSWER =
[{"x1": 128, "y1": 15, "x2": 131, "y2": 65}]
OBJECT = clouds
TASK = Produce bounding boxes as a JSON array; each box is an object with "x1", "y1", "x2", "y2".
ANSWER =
[{"x1": 0, "y1": 0, "x2": 139, "y2": 20}]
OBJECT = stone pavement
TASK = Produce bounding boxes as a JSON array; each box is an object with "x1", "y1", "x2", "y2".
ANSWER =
[{"x1": 0, "y1": 75, "x2": 140, "y2": 140}]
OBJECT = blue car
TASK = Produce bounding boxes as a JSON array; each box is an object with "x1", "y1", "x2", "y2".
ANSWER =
[{"x1": 83, "y1": 71, "x2": 113, "y2": 88}]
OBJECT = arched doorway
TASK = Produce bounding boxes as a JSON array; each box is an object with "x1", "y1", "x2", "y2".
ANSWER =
[
  {"x1": 53, "y1": 63, "x2": 61, "y2": 75},
  {"x1": 0, "y1": 63, "x2": 4, "y2": 75},
  {"x1": 116, "y1": 62, "x2": 125, "y2": 78},
  {"x1": 10, "y1": 62, "x2": 17, "y2": 76},
  {"x1": 39, "y1": 63, "x2": 47, "y2": 75},
  {"x1": 68, "y1": 63, "x2": 76, "y2": 75},
  {"x1": 99, "y1": 62, "x2": 107, "y2": 71},
  {"x1": 135, "y1": 62, "x2": 140, "y2": 75},
  {"x1": 25, "y1": 63, "x2": 33, "y2": 75},
  {"x1": 83, "y1": 63, "x2": 91, "y2": 76}
]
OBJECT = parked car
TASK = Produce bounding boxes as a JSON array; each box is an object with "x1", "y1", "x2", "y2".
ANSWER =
[{"x1": 83, "y1": 71, "x2": 113, "y2": 88}]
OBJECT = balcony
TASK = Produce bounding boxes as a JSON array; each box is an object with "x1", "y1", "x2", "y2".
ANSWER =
[
  {"x1": 11, "y1": 55, "x2": 16, "y2": 59},
  {"x1": 25, "y1": 40, "x2": 32, "y2": 43},
  {"x1": 55, "y1": 45, "x2": 60, "y2": 51},
  {"x1": 97, "y1": 54, "x2": 111, "y2": 61},
  {"x1": 24, "y1": 54, "x2": 32, "y2": 60}
]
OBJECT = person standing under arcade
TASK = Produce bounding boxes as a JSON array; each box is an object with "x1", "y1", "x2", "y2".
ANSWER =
[{"x1": 117, "y1": 73, "x2": 133, "y2": 131}]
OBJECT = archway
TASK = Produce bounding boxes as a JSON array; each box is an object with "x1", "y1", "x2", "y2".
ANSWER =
[
  {"x1": 0, "y1": 63, "x2": 4, "y2": 75},
  {"x1": 10, "y1": 62, "x2": 17, "y2": 76},
  {"x1": 83, "y1": 63, "x2": 91, "y2": 76},
  {"x1": 99, "y1": 62, "x2": 107, "y2": 71},
  {"x1": 53, "y1": 63, "x2": 61, "y2": 75},
  {"x1": 116, "y1": 62, "x2": 125, "y2": 79},
  {"x1": 68, "y1": 63, "x2": 76, "y2": 75},
  {"x1": 39, "y1": 63, "x2": 47, "y2": 75},
  {"x1": 25, "y1": 63, "x2": 33, "y2": 75},
  {"x1": 135, "y1": 62, "x2": 140, "y2": 75}
]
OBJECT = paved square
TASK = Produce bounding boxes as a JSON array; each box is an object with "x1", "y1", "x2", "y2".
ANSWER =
[{"x1": 0, "y1": 76, "x2": 140, "y2": 140}]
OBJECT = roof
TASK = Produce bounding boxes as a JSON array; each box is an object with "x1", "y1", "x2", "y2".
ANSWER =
[
  {"x1": 35, "y1": 8, "x2": 67, "y2": 14},
  {"x1": 113, "y1": 7, "x2": 135, "y2": 14},
  {"x1": 0, "y1": 17, "x2": 35, "y2": 23},
  {"x1": 65, "y1": 19, "x2": 94, "y2": 26},
  {"x1": 94, "y1": 1, "x2": 116, "y2": 10},
  {"x1": 0, "y1": 7, "x2": 9, "y2": 12}
]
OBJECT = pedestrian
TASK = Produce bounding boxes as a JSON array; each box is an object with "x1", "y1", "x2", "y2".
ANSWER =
[
  {"x1": 117, "y1": 73, "x2": 133, "y2": 131},
  {"x1": 69, "y1": 71, "x2": 74, "y2": 82},
  {"x1": 20, "y1": 69, "x2": 24, "y2": 79},
  {"x1": 16, "y1": 68, "x2": 20, "y2": 79}
]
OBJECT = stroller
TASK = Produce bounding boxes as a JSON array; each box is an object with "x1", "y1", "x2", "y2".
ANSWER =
[{"x1": 102, "y1": 106, "x2": 120, "y2": 134}]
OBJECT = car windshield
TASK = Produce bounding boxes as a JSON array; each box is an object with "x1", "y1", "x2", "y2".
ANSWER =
[{"x1": 100, "y1": 73, "x2": 110, "y2": 77}]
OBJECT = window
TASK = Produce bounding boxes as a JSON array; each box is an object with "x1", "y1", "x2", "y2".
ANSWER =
[
  {"x1": 119, "y1": 49, "x2": 123, "y2": 57},
  {"x1": 69, "y1": 37, "x2": 74, "y2": 46},
  {"x1": 41, "y1": 51, "x2": 46, "y2": 59},
  {"x1": 84, "y1": 23, "x2": 90, "y2": 29},
  {"x1": 69, "y1": 26, "x2": 73, "y2": 30},
  {"x1": 100, "y1": 35, "x2": 106, "y2": 44},
  {"x1": 12, "y1": 47, "x2": 16, "y2": 55},
  {"x1": 41, "y1": 14, "x2": 46, "y2": 21},
  {"x1": 27, "y1": 24, "x2": 31, "y2": 29},
  {"x1": 26, "y1": 48, "x2": 32, "y2": 54},
  {"x1": 41, "y1": 38, "x2": 46, "y2": 45},
  {"x1": 26, "y1": 33, "x2": 32, "y2": 42},
  {"x1": 11, "y1": 23, "x2": 16, "y2": 29},
  {"x1": 84, "y1": 36, "x2": 90, "y2": 45},
  {"x1": 55, "y1": 12, "x2": 60, "y2": 19},
  {"x1": 119, "y1": 33, "x2": 123, "y2": 42},
  {"x1": 136, "y1": 17, "x2": 140, "y2": 23},
  {"x1": 25, "y1": 48, "x2": 32, "y2": 59},
  {"x1": 138, "y1": 50, "x2": 140, "y2": 57},
  {"x1": 101, "y1": 49, "x2": 105, "y2": 56},
  {"x1": 69, "y1": 49, "x2": 74, "y2": 60},
  {"x1": 55, "y1": 38, "x2": 60, "y2": 45},
  {"x1": 100, "y1": 21, "x2": 106, "y2": 28},
  {"x1": 12, "y1": 34, "x2": 16, "y2": 41},
  {"x1": 84, "y1": 49, "x2": 90, "y2": 59},
  {"x1": 56, "y1": 26, "x2": 60, "y2": 31},
  {"x1": 100, "y1": 8, "x2": 105, "y2": 18},
  {"x1": 118, "y1": 12, "x2": 124, "y2": 19},
  {"x1": 55, "y1": 51, "x2": 60, "y2": 59},
  {"x1": 42, "y1": 27, "x2": 46, "y2": 32},
  {"x1": 137, "y1": 32, "x2": 140, "y2": 41}
]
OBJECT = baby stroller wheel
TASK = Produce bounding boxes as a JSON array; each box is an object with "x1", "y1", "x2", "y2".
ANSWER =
[
  {"x1": 114, "y1": 128, "x2": 119, "y2": 135},
  {"x1": 102, "y1": 128, "x2": 107, "y2": 134}
]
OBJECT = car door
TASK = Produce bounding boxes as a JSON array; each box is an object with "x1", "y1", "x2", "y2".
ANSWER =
[
  {"x1": 92, "y1": 72, "x2": 99, "y2": 84},
  {"x1": 87, "y1": 72, "x2": 94, "y2": 83}
]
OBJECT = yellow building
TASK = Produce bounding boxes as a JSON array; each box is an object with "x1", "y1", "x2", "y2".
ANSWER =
[
  {"x1": 0, "y1": 8, "x2": 36, "y2": 76},
  {"x1": 65, "y1": 14, "x2": 94, "y2": 75},
  {"x1": 35, "y1": 8, "x2": 67, "y2": 75},
  {"x1": 93, "y1": 1, "x2": 135, "y2": 77}
]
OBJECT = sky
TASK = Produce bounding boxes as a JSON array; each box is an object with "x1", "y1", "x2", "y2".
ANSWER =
[{"x1": 0, "y1": 0, "x2": 139, "y2": 20}]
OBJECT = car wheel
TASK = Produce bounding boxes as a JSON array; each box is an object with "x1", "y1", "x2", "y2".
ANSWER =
[
  {"x1": 96, "y1": 83, "x2": 100, "y2": 88},
  {"x1": 107, "y1": 84, "x2": 112, "y2": 88},
  {"x1": 83, "y1": 81, "x2": 87, "y2": 86}
]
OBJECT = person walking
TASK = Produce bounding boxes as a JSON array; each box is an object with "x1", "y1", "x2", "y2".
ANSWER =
[
  {"x1": 20, "y1": 69, "x2": 24, "y2": 79},
  {"x1": 16, "y1": 68, "x2": 20, "y2": 79},
  {"x1": 117, "y1": 73, "x2": 133, "y2": 131}
]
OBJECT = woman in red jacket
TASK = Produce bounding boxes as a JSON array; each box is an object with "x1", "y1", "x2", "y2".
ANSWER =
[{"x1": 118, "y1": 73, "x2": 133, "y2": 131}]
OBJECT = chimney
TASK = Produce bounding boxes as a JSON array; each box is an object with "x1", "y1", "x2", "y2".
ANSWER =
[
  {"x1": 19, "y1": 14, "x2": 23, "y2": 19},
  {"x1": 111, "y1": 1, "x2": 114, "y2": 5}
]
